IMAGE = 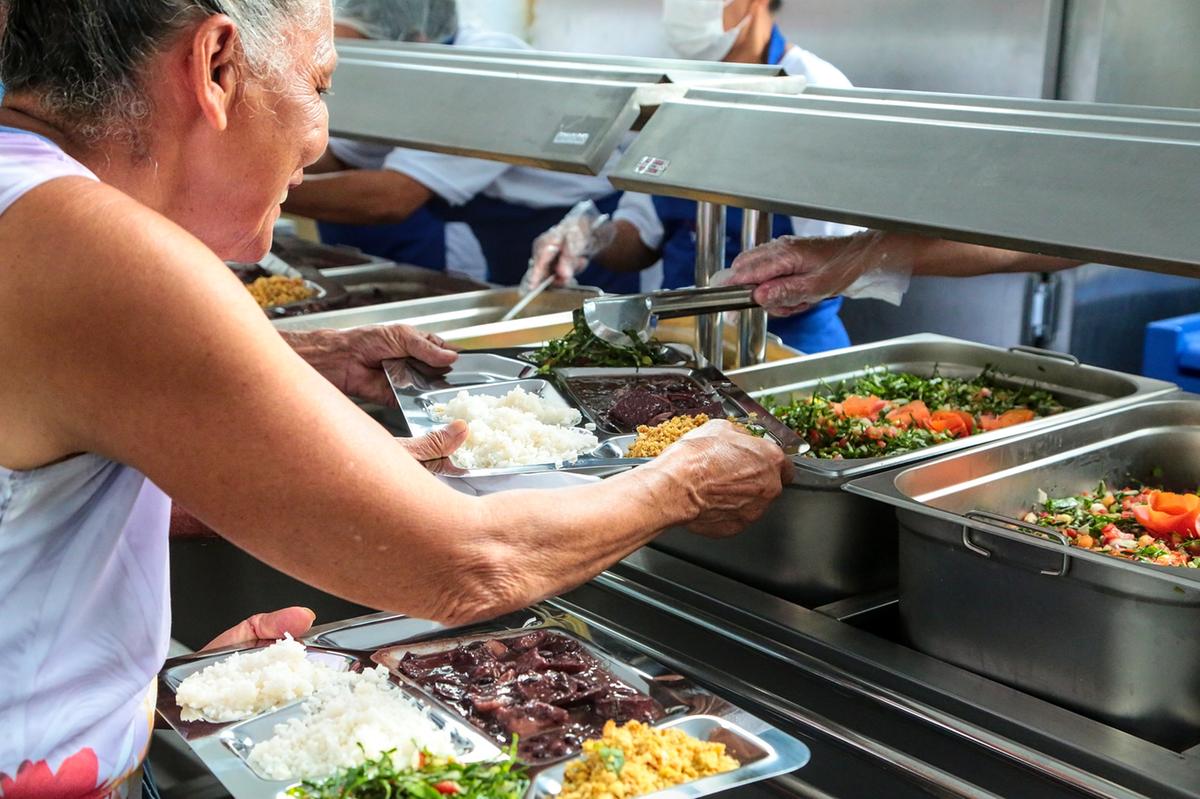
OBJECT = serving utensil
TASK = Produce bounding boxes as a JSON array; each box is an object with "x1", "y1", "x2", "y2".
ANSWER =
[
  {"x1": 583, "y1": 285, "x2": 758, "y2": 345},
  {"x1": 499, "y1": 275, "x2": 554, "y2": 322}
]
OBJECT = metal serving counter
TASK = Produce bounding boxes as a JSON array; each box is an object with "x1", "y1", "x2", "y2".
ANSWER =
[{"x1": 557, "y1": 548, "x2": 1200, "y2": 798}]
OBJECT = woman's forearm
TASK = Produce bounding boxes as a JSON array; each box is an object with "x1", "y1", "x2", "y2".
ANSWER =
[{"x1": 594, "y1": 220, "x2": 662, "y2": 273}]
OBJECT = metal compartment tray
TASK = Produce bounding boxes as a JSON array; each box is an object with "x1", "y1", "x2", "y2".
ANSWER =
[
  {"x1": 157, "y1": 605, "x2": 810, "y2": 798},
  {"x1": 846, "y1": 397, "x2": 1200, "y2": 750},
  {"x1": 648, "y1": 333, "x2": 1177, "y2": 607},
  {"x1": 554, "y1": 365, "x2": 805, "y2": 454}
]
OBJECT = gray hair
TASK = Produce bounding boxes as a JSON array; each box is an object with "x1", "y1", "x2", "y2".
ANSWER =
[
  {"x1": 0, "y1": 0, "x2": 326, "y2": 144},
  {"x1": 335, "y1": 0, "x2": 456, "y2": 43}
]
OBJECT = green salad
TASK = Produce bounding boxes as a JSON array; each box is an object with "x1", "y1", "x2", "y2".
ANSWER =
[
  {"x1": 286, "y1": 745, "x2": 528, "y2": 799},
  {"x1": 528, "y1": 310, "x2": 674, "y2": 374},
  {"x1": 766, "y1": 367, "x2": 1064, "y2": 460}
]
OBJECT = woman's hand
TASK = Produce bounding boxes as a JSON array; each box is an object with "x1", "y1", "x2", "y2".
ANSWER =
[
  {"x1": 200, "y1": 607, "x2": 316, "y2": 651},
  {"x1": 281, "y1": 325, "x2": 458, "y2": 405},
  {"x1": 654, "y1": 420, "x2": 794, "y2": 537}
]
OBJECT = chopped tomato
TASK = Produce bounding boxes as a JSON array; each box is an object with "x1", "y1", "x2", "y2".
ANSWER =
[
  {"x1": 842, "y1": 395, "x2": 888, "y2": 420},
  {"x1": 928, "y1": 409, "x2": 974, "y2": 438},
  {"x1": 994, "y1": 408, "x2": 1037, "y2": 429},
  {"x1": 1131, "y1": 491, "x2": 1200, "y2": 537},
  {"x1": 433, "y1": 781, "x2": 462, "y2": 795},
  {"x1": 885, "y1": 400, "x2": 932, "y2": 429}
]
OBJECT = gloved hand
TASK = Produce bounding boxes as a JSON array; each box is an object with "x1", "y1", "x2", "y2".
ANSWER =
[
  {"x1": 726, "y1": 231, "x2": 913, "y2": 317},
  {"x1": 652, "y1": 420, "x2": 794, "y2": 538},
  {"x1": 523, "y1": 200, "x2": 617, "y2": 289}
]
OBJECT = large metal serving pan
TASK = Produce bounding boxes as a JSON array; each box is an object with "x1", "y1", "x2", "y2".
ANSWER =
[
  {"x1": 648, "y1": 333, "x2": 1177, "y2": 607},
  {"x1": 442, "y1": 314, "x2": 801, "y2": 365},
  {"x1": 846, "y1": 397, "x2": 1200, "y2": 751},
  {"x1": 270, "y1": 287, "x2": 601, "y2": 333}
]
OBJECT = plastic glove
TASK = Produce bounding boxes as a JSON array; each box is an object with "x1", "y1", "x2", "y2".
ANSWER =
[
  {"x1": 652, "y1": 420, "x2": 794, "y2": 538},
  {"x1": 726, "y1": 231, "x2": 913, "y2": 317},
  {"x1": 523, "y1": 200, "x2": 617, "y2": 289}
]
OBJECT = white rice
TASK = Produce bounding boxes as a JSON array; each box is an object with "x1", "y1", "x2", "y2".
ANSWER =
[
  {"x1": 175, "y1": 635, "x2": 337, "y2": 723},
  {"x1": 247, "y1": 665, "x2": 456, "y2": 781},
  {"x1": 432, "y1": 387, "x2": 599, "y2": 469}
]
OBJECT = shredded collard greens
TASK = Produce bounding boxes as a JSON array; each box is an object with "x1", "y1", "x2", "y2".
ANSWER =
[
  {"x1": 285, "y1": 743, "x2": 528, "y2": 799},
  {"x1": 528, "y1": 310, "x2": 674, "y2": 374}
]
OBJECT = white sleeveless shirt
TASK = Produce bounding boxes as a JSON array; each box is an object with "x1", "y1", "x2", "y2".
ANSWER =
[{"x1": 0, "y1": 128, "x2": 171, "y2": 799}]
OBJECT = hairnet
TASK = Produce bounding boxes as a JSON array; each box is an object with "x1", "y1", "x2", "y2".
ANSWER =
[{"x1": 335, "y1": 0, "x2": 458, "y2": 42}]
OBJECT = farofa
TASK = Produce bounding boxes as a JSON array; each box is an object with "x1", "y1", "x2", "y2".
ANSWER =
[
  {"x1": 246, "y1": 275, "x2": 314, "y2": 308},
  {"x1": 626, "y1": 415, "x2": 710, "y2": 458},
  {"x1": 559, "y1": 720, "x2": 739, "y2": 799}
]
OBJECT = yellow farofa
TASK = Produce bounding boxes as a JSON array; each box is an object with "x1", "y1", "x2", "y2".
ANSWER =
[
  {"x1": 245, "y1": 275, "x2": 314, "y2": 308},
  {"x1": 626, "y1": 415, "x2": 711, "y2": 459},
  {"x1": 559, "y1": 720, "x2": 739, "y2": 799}
]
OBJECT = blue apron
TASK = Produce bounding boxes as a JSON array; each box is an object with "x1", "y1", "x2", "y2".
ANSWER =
[
  {"x1": 650, "y1": 25, "x2": 850, "y2": 354},
  {"x1": 317, "y1": 209, "x2": 447, "y2": 271},
  {"x1": 444, "y1": 192, "x2": 641, "y2": 291}
]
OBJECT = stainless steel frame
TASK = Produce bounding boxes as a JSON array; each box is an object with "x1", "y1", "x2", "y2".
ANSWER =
[{"x1": 609, "y1": 89, "x2": 1200, "y2": 276}]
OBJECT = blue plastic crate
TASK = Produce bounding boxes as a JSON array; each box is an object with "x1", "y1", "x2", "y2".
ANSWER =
[{"x1": 1144, "y1": 312, "x2": 1200, "y2": 391}]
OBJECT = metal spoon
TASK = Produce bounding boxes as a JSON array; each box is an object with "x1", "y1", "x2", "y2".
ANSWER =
[{"x1": 500, "y1": 275, "x2": 555, "y2": 323}]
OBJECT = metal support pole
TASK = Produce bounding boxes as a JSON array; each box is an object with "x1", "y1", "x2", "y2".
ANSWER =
[
  {"x1": 695, "y1": 202, "x2": 727, "y2": 369},
  {"x1": 738, "y1": 209, "x2": 772, "y2": 367}
]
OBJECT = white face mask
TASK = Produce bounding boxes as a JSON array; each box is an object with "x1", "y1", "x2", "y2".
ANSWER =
[{"x1": 662, "y1": 0, "x2": 749, "y2": 61}]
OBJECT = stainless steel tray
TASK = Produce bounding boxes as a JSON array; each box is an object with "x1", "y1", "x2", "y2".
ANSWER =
[
  {"x1": 393, "y1": 375, "x2": 647, "y2": 477},
  {"x1": 846, "y1": 397, "x2": 1200, "y2": 750},
  {"x1": 271, "y1": 286, "x2": 603, "y2": 333},
  {"x1": 555, "y1": 366, "x2": 805, "y2": 457},
  {"x1": 157, "y1": 640, "x2": 505, "y2": 797},
  {"x1": 648, "y1": 333, "x2": 1178, "y2": 607},
  {"x1": 157, "y1": 605, "x2": 811, "y2": 798}
]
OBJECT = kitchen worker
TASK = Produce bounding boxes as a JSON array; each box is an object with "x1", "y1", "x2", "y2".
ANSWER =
[
  {"x1": 285, "y1": 0, "x2": 642, "y2": 291},
  {"x1": 527, "y1": 0, "x2": 860, "y2": 353},
  {"x1": 0, "y1": 2, "x2": 791, "y2": 796},
  {"x1": 726, "y1": 230, "x2": 1081, "y2": 317}
]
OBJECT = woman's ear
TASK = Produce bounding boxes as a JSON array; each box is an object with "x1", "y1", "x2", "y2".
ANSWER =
[{"x1": 189, "y1": 14, "x2": 241, "y2": 132}]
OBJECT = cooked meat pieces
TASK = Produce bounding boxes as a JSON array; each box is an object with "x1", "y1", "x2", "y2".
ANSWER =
[{"x1": 397, "y1": 630, "x2": 665, "y2": 762}]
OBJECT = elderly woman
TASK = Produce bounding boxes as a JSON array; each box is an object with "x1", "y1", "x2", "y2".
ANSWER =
[{"x1": 0, "y1": 1, "x2": 791, "y2": 796}]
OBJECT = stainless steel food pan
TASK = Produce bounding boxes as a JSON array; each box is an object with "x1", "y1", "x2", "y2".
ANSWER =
[
  {"x1": 847, "y1": 397, "x2": 1200, "y2": 750},
  {"x1": 270, "y1": 286, "x2": 602, "y2": 333},
  {"x1": 648, "y1": 334, "x2": 1177, "y2": 608}
]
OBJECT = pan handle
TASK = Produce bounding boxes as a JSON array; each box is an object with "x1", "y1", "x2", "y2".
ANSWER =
[
  {"x1": 962, "y1": 510, "x2": 1071, "y2": 577},
  {"x1": 1007, "y1": 345, "x2": 1081, "y2": 367}
]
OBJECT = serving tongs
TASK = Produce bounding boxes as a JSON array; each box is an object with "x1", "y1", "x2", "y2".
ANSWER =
[{"x1": 583, "y1": 285, "x2": 758, "y2": 346}]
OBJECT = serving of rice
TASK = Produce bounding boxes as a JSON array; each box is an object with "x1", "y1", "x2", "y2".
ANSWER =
[
  {"x1": 432, "y1": 386, "x2": 599, "y2": 469},
  {"x1": 559, "y1": 720, "x2": 739, "y2": 799},
  {"x1": 247, "y1": 665, "x2": 456, "y2": 781},
  {"x1": 175, "y1": 635, "x2": 338, "y2": 723}
]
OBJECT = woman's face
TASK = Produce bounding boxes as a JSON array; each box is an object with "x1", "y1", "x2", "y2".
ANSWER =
[{"x1": 185, "y1": 5, "x2": 336, "y2": 262}]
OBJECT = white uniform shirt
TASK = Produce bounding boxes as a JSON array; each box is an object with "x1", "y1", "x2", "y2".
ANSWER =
[{"x1": 614, "y1": 42, "x2": 863, "y2": 253}]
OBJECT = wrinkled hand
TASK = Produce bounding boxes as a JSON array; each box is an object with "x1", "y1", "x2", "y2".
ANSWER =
[
  {"x1": 285, "y1": 325, "x2": 458, "y2": 406},
  {"x1": 399, "y1": 419, "x2": 469, "y2": 464},
  {"x1": 655, "y1": 420, "x2": 793, "y2": 538},
  {"x1": 525, "y1": 200, "x2": 615, "y2": 288},
  {"x1": 727, "y1": 235, "x2": 873, "y2": 317},
  {"x1": 201, "y1": 607, "x2": 316, "y2": 652}
]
